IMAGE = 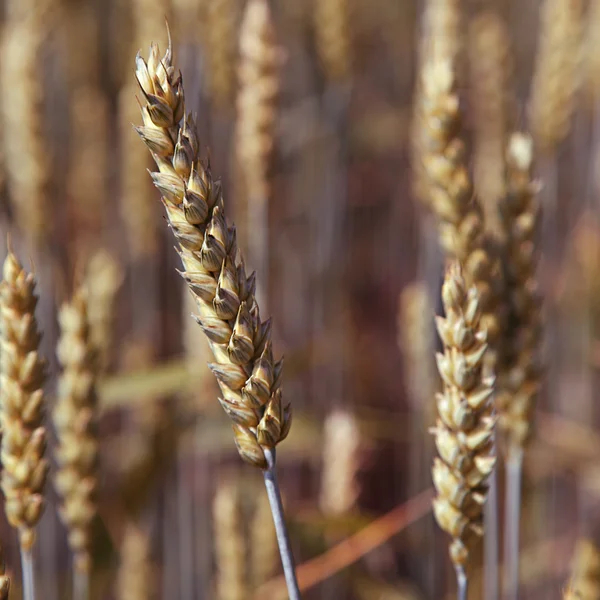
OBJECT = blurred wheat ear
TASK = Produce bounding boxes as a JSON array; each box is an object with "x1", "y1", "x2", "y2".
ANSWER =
[
  {"x1": 0, "y1": 250, "x2": 49, "y2": 600},
  {"x1": 117, "y1": 523, "x2": 153, "y2": 600},
  {"x1": 133, "y1": 28, "x2": 299, "y2": 599},
  {"x1": 563, "y1": 538, "x2": 600, "y2": 599}
]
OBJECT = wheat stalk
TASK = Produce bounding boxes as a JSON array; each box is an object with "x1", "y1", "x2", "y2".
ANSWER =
[
  {"x1": 431, "y1": 261, "x2": 496, "y2": 600},
  {"x1": 53, "y1": 288, "x2": 99, "y2": 599},
  {"x1": 0, "y1": 250, "x2": 48, "y2": 600},
  {"x1": 529, "y1": 0, "x2": 582, "y2": 153},
  {"x1": 133, "y1": 33, "x2": 298, "y2": 597},
  {"x1": 117, "y1": 523, "x2": 153, "y2": 600},
  {"x1": 564, "y1": 539, "x2": 600, "y2": 599},
  {"x1": 313, "y1": 0, "x2": 352, "y2": 83},
  {"x1": 213, "y1": 480, "x2": 248, "y2": 600}
]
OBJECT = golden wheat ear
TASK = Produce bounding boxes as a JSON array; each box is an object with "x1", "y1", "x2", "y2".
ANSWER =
[
  {"x1": 431, "y1": 261, "x2": 496, "y2": 598},
  {"x1": 117, "y1": 524, "x2": 153, "y2": 600},
  {"x1": 563, "y1": 539, "x2": 600, "y2": 599}
]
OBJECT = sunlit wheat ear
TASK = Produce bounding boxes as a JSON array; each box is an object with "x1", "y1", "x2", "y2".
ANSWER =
[
  {"x1": 213, "y1": 480, "x2": 248, "y2": 600},
  {"x1": 0, "y1": 251, "x2": 48, "y2": 552},
  {"x1": 529, "y1": 0, "x2": 582, "y2": 153},
  {"x1": 420, "y1": 58, "x2": 504, "y2": 372},
  {"x1": 564, "y1": 539, "x2": 600, "y2": 599},
  {"x1": 496, "y1": 133, "x2": 542, "y2": 451},
  {"x1": 117, "y1": 524, "x2": 153, "y2": 600},
  {"x1": 313, "y1": 0, "x2": 352, "y2": 83},
  {"x1": 134, "y1": 37, "x2": 291, "y2": 468},
  {"x1": 54, "y1": 288, "x2": 99, "y2": 578},
  {"x1": 431, "y1": 262, "x2": 496, "y2": 574}
]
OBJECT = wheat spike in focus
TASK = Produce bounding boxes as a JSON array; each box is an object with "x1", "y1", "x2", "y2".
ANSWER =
[
  {"x1": 54, "y1": 289, "x2": 99, "y2": 574},
  {"x1": 117, "y1": 524, "x2": 153, "y2": 600},
  {"x1": 529, "y1": 0, "x2": 582, "y2": 152},
  {"x1": 0, "y1": 251, "x2": 48, "y2": 552},
  {"x1": 420, "y1": 59, "x2": 503, "y2": 370},
  {"x1": 134, "y1": 38, "x2": 291, "y2": 468},
  {"x1": 213, "y1": 480, "x2": 248, "y2": 600},
  {"x1": 431, "y1": 261, "x2": 496, "y2": 569},
  {"x1": 564, "y1": 539, "x2": 600, "y2": 599},
  {"x1": 495, "y1": 133, "x2": 542, "y2": 451}
]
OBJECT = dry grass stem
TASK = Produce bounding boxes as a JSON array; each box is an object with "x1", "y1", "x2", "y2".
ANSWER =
[
  {"x1": 0, "y1": 251, "x2": 48, "y2": 552},
  {"x1": 117, "y1": 524, "x2": 153, "y2": 600},
  {"x1": 564, "y1": 539, "x2": 600, "y2": 599},
  {"x1": 54, "y1": 288, "x2": 99, "y2": 574},
  {"x1": 213, "y1": 480, "x2": 248, "y2": 600},
  {"x1": 431, "y1": 262, "x2": 496, "y2": 568},
  {"x1": 84, "y1": 250, "x2": 123, "y2": 374},
  {"x1": 419, "y1": 59, "x2": 503, "y2": 368},
  {"x1": 313, "y1": 0, "x2": 352, "y2": 83},
  {"x1": 319, "y1": 408, "x2": 361, "y2": 516},
  {"x1": 468, "y1": 11, "x2": 513, "y2": 238},
  {"x1": 529, "y1": 0, "x2": 582, "y2": 152},
  {"x1": 134, "y1": 37, "x2": 291, "y2": 468},
  {"x1": 236, "y1": 0, "x2": 282, "y2": 203},
  {"x1": 496, "y1": 133, "x2": 542, "y2": 451}
]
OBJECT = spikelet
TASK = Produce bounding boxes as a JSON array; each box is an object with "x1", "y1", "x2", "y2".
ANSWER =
[
  {"x1": 529, "y1": 0, "x2": 582, "y2": 152},
  {"x1": 313, "y1": 0, "x2": 352, "y2": 83},
  {"x1": 134, "y1": 38, "x2": 291, "y2": 468},
  {"x1": 411, "y1": 0, "x2": 461, "y2": 205},
  {"x1": 117, "y1": 524, "x2": 153, "y2": 600},
  {"x1": 54, "y1": 289, "x2": 99, "y2": 573},
  {"x1": 564, "y1": 539, "x2": 600, "y2": 599},
  {"x1": 0, "y1": 541, "x2": 8, "y2": 600},
  {"x1": 213, "y1": 480, "x2": 248, "y2": 600},
  {"x1": 398, "y1": 282, "x2": 438, "y2": 417},
  {"x1": 236, "y1": 0, "x2": 282, "y2": 203},
  {"x1": 468, "y1": 11, "x2": 513, "y2": 239},
  {"x1": 431, "y1": 262, "x2": 495, "y2": 568},
  {"x1": 206, "y1": 0, "x2": 242, "y2": 110},
  {"x1": 495, "y1": 133, "x2": 542, "y2": 451},
  {"x1": 84, "y1": 250, "x2": 123, "y2": 374},
  {"x1": 419, "y1": 59, "x2": 503, "y2": 367},
  {"x1": 0, "y1": 251, "x2": 48, "y2": 552},
  {"x1": 249, "y1": 486, "x2": 278, "y2": 589},
  {"x1": 1, "y1": 2, "x2": 55, "y2": 248},
  {"x1": 319, "y1": 408, "x2": 361, "y2": 516}
]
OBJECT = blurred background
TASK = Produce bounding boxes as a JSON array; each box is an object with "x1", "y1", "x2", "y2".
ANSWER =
[{"x1": 0, "y1": 0, "x2": 598, "y2": 598}]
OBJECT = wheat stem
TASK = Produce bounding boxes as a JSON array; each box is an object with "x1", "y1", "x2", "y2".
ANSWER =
[
  {"x1": 455, "y1": 564, "x2": 467, "y2": 600},
  {"x1": 73, "y1": 568, "x2": 89, "y2": 600},
  {"x1": 263, "y1": 448, "x2": 301, "y2": 600},
  {"x1": 503, "y1": 449, "x2": 523, "y2": 600},
  {"x1": 21, "y1": 548, "x2": 36, "y2": 600}
]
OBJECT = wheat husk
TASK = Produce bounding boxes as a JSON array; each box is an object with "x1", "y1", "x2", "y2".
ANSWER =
[
  {"x1": 0, "y1": 251, "x2": 48, "y2": 552},
  {"x1": 313, "y1": 0, "x2": 352, "y2": 83},
  {"x1": 431, "y1": 261, "x2": 496, "y2": 568},
  {"x1": 117, "y1": 523, "x2": 153, "y2": 600},
  {"x1": 134, "y1": 37, "x2": 291, "y2": 468},
  {"x1": 564, "y1": 539, "x2": 600, "y2": 599},
  {"x1": 53, "y1": 288, "x2": 99, "y2": 573},
  {"x1": 496, "y1": 133, "x2": 542, "y2": 451},
  {"x1": 468, "y1": 11, "x2": 513, "y2": 239},
  {"x1": 529, "y1": 0, "x2": 583, "y2": 152},
  {"x1": 213, "y1": 480, "x2": 248, "y2": 600}
]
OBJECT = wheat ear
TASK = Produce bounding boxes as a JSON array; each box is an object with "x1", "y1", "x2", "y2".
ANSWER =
[
  {"x1": 564, "y1": 539, "x2": 600, "y2": 599},
  {"x1": 53, "y1": 288, "x2": 99, "y2": 599},
  {"x1": 117, "y1": 524, "x2": 153, "y2": 600},
  {"x1": 134, "y1": 34, "x2": 298, "y2": 597},
  {"x1": 213, "y1": 480, "x2": 248, "y2": 600},
  {"x1": 420, "y1": 59, "x2": 503, "y2": 370},
  {"x1": 529, "y1": 0, "x2": 582, "y2": 153},
  {"x1": 468, "y1": 11, "x2": 512, "y2": 239},
  {"x1": 0, "y1": 250, "x2": 48, "y2": 600},
  {"x1": 431, "y1": 261, "x2": 496, "y2": 599},
  {"x1": 313, "y1": 0, "x2": 352, "y2": 83}
]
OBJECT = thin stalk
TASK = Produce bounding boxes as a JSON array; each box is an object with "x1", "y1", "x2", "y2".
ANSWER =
[
  {"x1": 484, "y1": 466, "x2": 499, "y2": 600},
  {"x1": 455, "y1": 564, "x2": 467, "y2": 600},
  {"x1": 503, "y1": 449, "x2": 523, "y2": 600},
  {"x1": 21, "y1": 547, "x2": 36, "y2": 600},
  {"x1": 263, "y1": 448, "x2": 301, "y2": 600},
  {"x1": 72, "y1": 568, "x2": 89, "y2": 600}
]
